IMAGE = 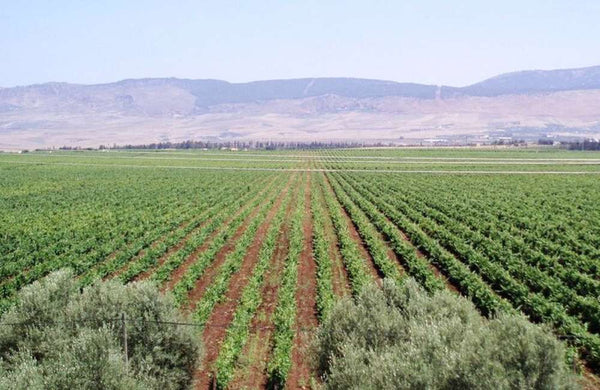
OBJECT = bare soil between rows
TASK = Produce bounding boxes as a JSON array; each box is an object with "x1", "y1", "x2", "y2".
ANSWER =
[
  {"x1": 323, "y1": 174, "x2": 382, "y2": 282},
  {"x1": 315, "y1": 177, "x2": 351, "y2": 297},
  {"x1": 134, "y1": 218, "x2": 211, "y2": 283},
  {"x1": 160, "y1": 180, "x2": 278, "y2": 293},
  {"x1": 287, "y1": 173, "x2": 319, "y2": 389},
  {"x1": 338, "y1": 175, "x2": 461, "y2": 293},
  {"x1": 193, "y1": 175, "x2": 293, "y2": 389},
  {"x1": 227, "y1": 178, "x2": 298, "y2": 389}
]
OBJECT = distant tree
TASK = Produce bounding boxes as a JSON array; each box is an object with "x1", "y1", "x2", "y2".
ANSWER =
[
  {"x1": 315, "y1": 279, "x2": 578, "y2": 390},
  {"x1": 0, "y1": 270, "x2": 202, "y2": 390},
  {"x1": 538, "y1": 139, "x2": 555, "y2": 146}
]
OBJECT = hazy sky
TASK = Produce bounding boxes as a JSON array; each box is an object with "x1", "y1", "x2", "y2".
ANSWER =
[{"x1": 2, "y1": 0, "x2": 600, "y2": 87}]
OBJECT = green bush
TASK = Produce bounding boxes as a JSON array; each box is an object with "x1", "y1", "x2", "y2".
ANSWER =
[
  {"x1": 0, "y1": 269, "x2": 202, "y2": 390},
  {"x1": 315, "y1": 278, "x2": 578, "y2": 390}
]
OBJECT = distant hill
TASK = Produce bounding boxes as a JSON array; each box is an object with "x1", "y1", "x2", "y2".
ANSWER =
[
  {"x1": 1, "y1": 65, "x2": 600, "y2": 149},
  {"x1": 183, "y1": 78, "x2": 440, "y2": 106},
  {"x1": 0, "y1": 77, "x2": 439, "y2": 112},
  {"x1": 4, "y1": 65, "x2": 600, "y2": 109},
  {"x1": 456, "y1": 65, "x2": 600, "y2": 96}
]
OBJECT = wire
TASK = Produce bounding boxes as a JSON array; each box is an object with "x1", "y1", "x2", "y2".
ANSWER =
[
  {"x1": 0, "y1": 316, "x2": 318, "y2": 332},
  {"x1": 0, "y1": 317, "x2": 588, "y2": 338}
]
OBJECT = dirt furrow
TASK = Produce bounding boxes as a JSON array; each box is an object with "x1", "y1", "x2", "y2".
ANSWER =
[
  {"x1": 192, "y1": 176, "x2": 293, "y2": 389},
  {"x1": 375, "y1": 207, "x2": 460, "y2": 294},
  {"x1": 316, "y1": 179, "x2": 350, "y2": 297},
  {"x1": 383, "y1": 238, "x2": 406, "y2": 274},
  {"x1": 183, "y1": 199, "x2": 276, "y2": 312},
  {"x1": 161, "y1": 181, "x2": 278, "y2": 293},
  {"x1": 338, "y1": 174, "x2": 461, "y2": 294},
  {"x1": 132, "y1": 218, "x2": 212, "y2": 282},
  {"x1": 287, "y1": 173, "x2": 319, "y2": 389},
  {"x1": 323, "y1": 175, "x2": 382, "y2": 281},
  {"x1": 227, "y1": 185, "x2": 298, "y2": 389},
  {"x1": 104, "y1": 219, "x2": 193, "y2": 281}
]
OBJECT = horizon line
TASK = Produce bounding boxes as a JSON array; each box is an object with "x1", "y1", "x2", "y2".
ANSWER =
[{"x1": 3, "y1": 63, "x2": 599, "y2": 90}]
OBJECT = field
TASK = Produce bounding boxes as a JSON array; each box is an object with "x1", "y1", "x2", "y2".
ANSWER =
[{"x1": 1, "y1": 147, "x2": 600, "y2": 388}]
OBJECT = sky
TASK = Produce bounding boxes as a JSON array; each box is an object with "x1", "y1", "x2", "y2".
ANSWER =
[{"x1": 2, "y1": 0, "x2": 600, "y2": 88}]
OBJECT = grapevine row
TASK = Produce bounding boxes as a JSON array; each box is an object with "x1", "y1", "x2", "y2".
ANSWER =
[
  {"x1": 192, "y1": 177, "x2": 285, "y2": 325},
  {"x1": 171, "y1": 176, "x2": 286, "y2": 306},
  {"x1": 316, "y1": 173, "x2": 372, "y2": 296},
  {"x1": 310, "y1": 177, "x2": 335, "y2": 320},
  {"x1": 331, "y1": 172, "x2": 513, "y2": 315},
  {"x1": 213, "y1": 181, "x2": 293, "y2": 388},
  {"x1": 266, "y1": 174, "x2": 306, "y2": 388},
  {"x1": 338, "y1": 172, "x2": 600, "y2": 369}
]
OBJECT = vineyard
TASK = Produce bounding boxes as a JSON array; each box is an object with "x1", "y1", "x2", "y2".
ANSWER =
[{"x1": 1, "y1": 148, "x2": 600, "y2": 388}]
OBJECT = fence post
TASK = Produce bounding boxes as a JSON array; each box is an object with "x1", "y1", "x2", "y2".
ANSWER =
[{"x1": 121, "y1": 312, "x2": 128, "y2": 368}]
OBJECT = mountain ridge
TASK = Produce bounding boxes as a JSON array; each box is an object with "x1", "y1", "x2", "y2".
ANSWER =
[
  {"x1": 1, "y1": 65, "x2": 600, "y2": 149},
  {"x1": 4, "y1": 64, "x2": 600, "y2": 102},
  {"x1": 457, "y1": 65, "x2": 600, "y2": 96}
]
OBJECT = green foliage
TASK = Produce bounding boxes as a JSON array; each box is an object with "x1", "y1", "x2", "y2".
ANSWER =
[
  {"x1": 267, "y1": 175, "x2": 306, "y2": 388},
  {"x1": 0, "y1": 270, "x2": 202, "y2": 390},
  {"x1": 170, "y1": 177, "x2": 282, "y2": 307},
  {"x1": 192, "y1": 184, "x2": 280, "y2": 325},
  {"x1": 334, "y1": 172, "x2": 600, "y2": 368},
  {"x1": 0, "y1": 164, "x2": 276, "y2": 313},
  {"x1": 317, "y1": 174, "x2": 372, "y2": 295},
  {"x1": 331, "y1": 172, "x2": 511, "y2": 313},
  {"x1": 310, "y1": 178, "x2": 335, "y2": 320},
  {"x1": 95, "y1": 179, "x2": 247, "y2": 285},
  {"x1": 149, "y1": 176, "x2": 281, "y2": 287},
  {"x1": 316, "y1": 278, "x2": 579, "y2": 390},
  {"x1": 328, "y1": 175, "x2": 408, "y2": 283},
  {"x1": 3, "y1": 148, "x2": 600, "y2": 376},
  {"x1": 214, "y1": 184, "x2": 292, "y2": 389}
]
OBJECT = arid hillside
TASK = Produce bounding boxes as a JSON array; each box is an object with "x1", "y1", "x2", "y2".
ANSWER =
[{"x1": 2, "y1": 65, "x2": 600, "y2": 149}]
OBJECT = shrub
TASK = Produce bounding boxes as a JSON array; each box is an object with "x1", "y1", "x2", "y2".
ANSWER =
[
  {"x1": 315, "y1": 278, "x2": 578, "y2": 390},
  {"x1": 0, "y1": 269, "x2": 202, "y2": 390}
]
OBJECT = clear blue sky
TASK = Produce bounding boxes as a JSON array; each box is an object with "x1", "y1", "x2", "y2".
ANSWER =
[{"x1": 2, "y1": 0, "x2": 600, "y2": 87}]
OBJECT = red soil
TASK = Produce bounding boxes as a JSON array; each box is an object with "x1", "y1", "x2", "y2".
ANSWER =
[
  {"x1": 287, "y1": 173, "x2": 319, "y2": 389},
  {"x1": 227, "y1": 180, "x2": 298, "y2": 389},
  {"x1": 323, "y1": 174, "x2": 381, "y2": 282},
  {"x1": 394, "y1": 226, "x2": 460, "y2": 293},
  {"x1": 161, "y1": 181, "x2": 278, "y2": 293},
  {"x1": 581, "y1": 365, "x2": 600, "y2": 390},
  {"x1": 192, "y1": 176, "x2": 293, "y2": 389},
  {"x1": 134, "y1": 219, "x2": 211, "y2": 282},
  {"x1": 183, "y1": 202, "x2": 270, "y2": 313},
  {"x1": 316, "y1": 180, "x2": 351, "y2": 297}
]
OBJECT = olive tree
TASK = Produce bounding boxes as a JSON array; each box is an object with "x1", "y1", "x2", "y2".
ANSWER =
[
  {"x1": 0, "y1": 270, "x2": 202, "y2": 390},
  {"x1": 315, "y1": 279, "x2": 578, "y2": 390}
]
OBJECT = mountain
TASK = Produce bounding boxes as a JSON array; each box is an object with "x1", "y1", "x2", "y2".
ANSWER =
[
  {"x1": 456, "y1": 65, "x2": 600, "y2": 96},
  {"x1": 4, "y1": 64, "x2": 600, "y2": 108},
  {"x1": 0, "y1": 77, "x2": 439, "y2": 113},
  {"x1": 1, "y1": 65, "x2": 600, "y2": 149},
  {"x1": 183, "y1": 78, "x2": 439, "y2": 106}
]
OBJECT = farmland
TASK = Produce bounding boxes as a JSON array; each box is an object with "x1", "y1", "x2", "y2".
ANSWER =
[{"x1": 1, "y1": 147, "x2": 600, "y2": 388}]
